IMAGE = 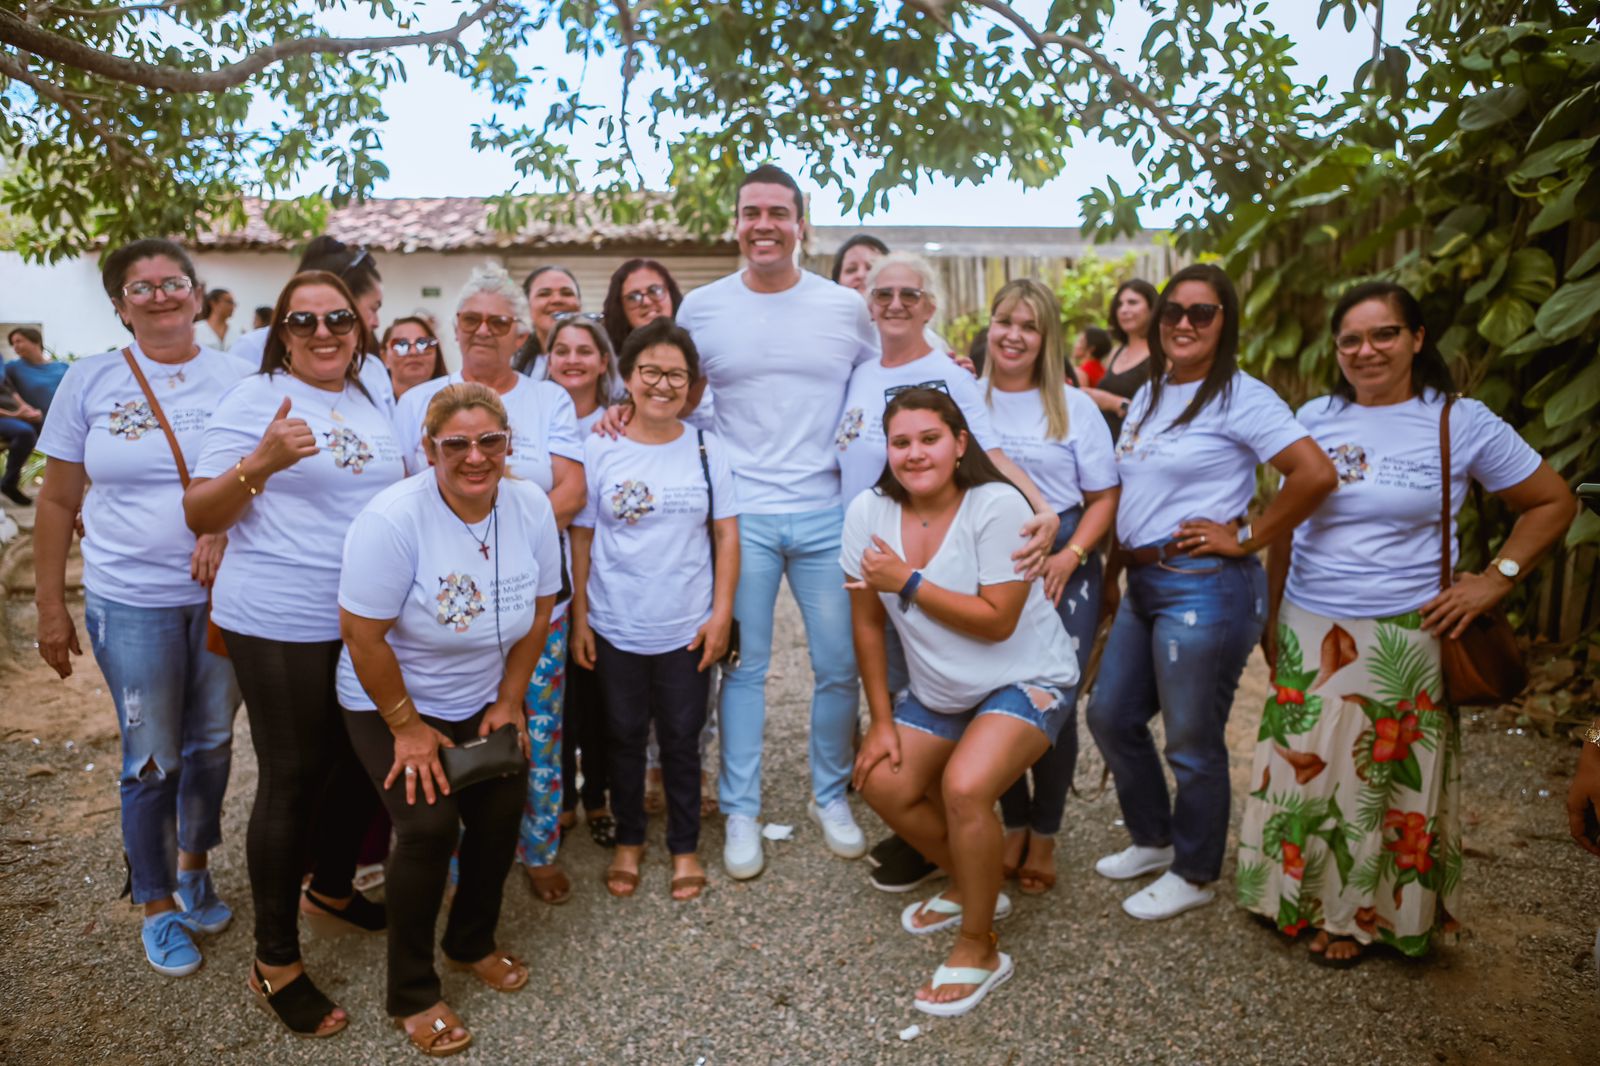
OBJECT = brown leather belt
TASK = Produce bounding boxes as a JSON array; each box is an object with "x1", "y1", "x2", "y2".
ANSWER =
[{"x1": 1112, "y1": 542, "x2": 1190, "y2": 569}]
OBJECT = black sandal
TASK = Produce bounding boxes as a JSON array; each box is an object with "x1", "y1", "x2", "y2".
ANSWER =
[
  {"x1": 250, "y1": 963, "x2": 347, "y2": 1038},
  {"x1": 587, "y1": 812, "x2": 617, "y2": 848},
  {"x1": 302, "y1": 888, "x2": 386, "y2": 933}
]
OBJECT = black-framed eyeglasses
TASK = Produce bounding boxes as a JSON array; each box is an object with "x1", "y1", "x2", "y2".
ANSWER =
[
  {"x1": 1158, "y1": 302, "x2": 1222, "y2": 328},
  {"x1": 121, "y1": 276, "x2": 195, "y2": 302},
  {"x1": 636, "y1": 364, "x2": 691, "y2": 388},
  {"x1": 623, "y1": 284, "x2": 669, "y2": 307},
  {"x1": 432, "y1": 431, "x2": 511, "y2": 459},
  {"x1": 388, "y1": 337, "x2": 440, "y2": 357},
  {"x1": 870, "y1": 286, "x2": 926, "y2": 308},
  {"x1": 282, "y1": 309, "x2": 359, "y2": 337},
  {"x1": 1334, "y1": 325, "x2": 1408, "y2": 354},
  {"x1": 884, "y1": 380, "x2": 952, "y2": 404},
  {"x1": 458, "y1": 311, "x2": 517, "y2": 337}
]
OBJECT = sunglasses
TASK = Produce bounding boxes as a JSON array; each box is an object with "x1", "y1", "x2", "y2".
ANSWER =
[
  {"x1": 432, "y1": 431, "x2": 511, "y2": 459},
  {"x1": 121, "y1": 276, "x2": 195, "y2": 302},
  {"x1": 388, "y1": 337, "x2": 439, "y2": 357},
  {"x1": 871, "y1": 286, "x2": 926, "y2": 308},
  {"x1": 1334, "y1": 325, "x2": 1408, "y2": 354},
  {"x1": 884, "y1": 380, "x2": 952, "y2": 403},
  {"x1": 552, "y1": 311, "x2": 604, "y2": 326},
  {"x1": 635, "y1": 363, "x2": 691, "y2": 389},
  {"x1": 458, "y1": 311, "x2": 517, "y2": 337},
  {"x1": 1158, "y1": 302, "x2": 1222, "y2": 328},
  {"x1": 282, "y1": 309, "x2": 359, "y2": 337},
  {"x1": 623, "y1": 284, "x2": 669, "y2": 306}
]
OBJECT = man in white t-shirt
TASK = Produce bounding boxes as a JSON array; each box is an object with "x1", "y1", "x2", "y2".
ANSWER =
[{"x1": 674, "y1": 165, "x2": 879, "y2": 878}]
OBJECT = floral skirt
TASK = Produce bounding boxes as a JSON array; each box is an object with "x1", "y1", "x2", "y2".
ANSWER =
[
  {"x1": 1236, "y1": 599, "x2": 1461, "y2": 955},
  {"x1": 517, "y1": 613, "x2": 567, "y2": 867}
]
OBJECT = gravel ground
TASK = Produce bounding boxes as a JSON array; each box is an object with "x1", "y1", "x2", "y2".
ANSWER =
[{"x1": 2, "y1": 589, "x2": 1598, "y2": 1065}]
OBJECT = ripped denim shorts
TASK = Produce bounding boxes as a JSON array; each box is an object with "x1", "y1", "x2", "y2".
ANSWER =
[{"x1": 893, "y1": 680, "x2": 1073, "y2": 746}]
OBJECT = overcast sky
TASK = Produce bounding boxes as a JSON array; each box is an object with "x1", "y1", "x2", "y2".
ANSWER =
[{"x1": 301, "y1": 0, "x2": 1418, "y2": 228}]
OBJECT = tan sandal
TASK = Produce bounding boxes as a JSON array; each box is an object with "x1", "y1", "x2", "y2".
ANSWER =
[
  {"x1": 394, "y1": 1003, "x2": 471, "y2": 1057},
  {"x1": 448, "y1": 952, "x2": 528, "y2": 993},
  {"x1": 525, "y1": 864, "x2": 572, "y2": 905},
  {"x1": 670, "y1": 874, "x2": 707, "y2": 901}
]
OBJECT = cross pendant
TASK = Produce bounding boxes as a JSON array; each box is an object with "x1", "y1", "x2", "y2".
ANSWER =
[{"x1": 478, "y1": 545, "x2": 490, "y2": 560}]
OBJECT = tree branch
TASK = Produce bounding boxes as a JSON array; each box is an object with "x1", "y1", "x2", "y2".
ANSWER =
[
  {"x1": 47, "y1": 0, "x2": 197, "y2": 19},
  {"x1": 0, "y1": 49, "x2": 149, "y2": 167},
  {"x1": 0, "y1": 1, "x2": 501, "y2": 93}
]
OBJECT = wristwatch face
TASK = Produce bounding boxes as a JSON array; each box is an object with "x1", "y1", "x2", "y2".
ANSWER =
[{"x1": 1495, "y1": 558, "x2": 1520, "y2": 579}]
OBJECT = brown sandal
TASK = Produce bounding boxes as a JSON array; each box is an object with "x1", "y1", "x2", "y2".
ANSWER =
[
  {"x1": 670, "y1": 874, "x2": 707, "y2": 901},
  {"x1": 448, "y1": 952, "x2": 528, "y2": 993},
  {"x1": 604, "y1": 868, "x2": 641, "y2": 898},
  {"x1": 394, "y1": 1003, "x2": 472, "y2": 1057},
  {"x1": 1017, "y1": 868, "x2": 1057, "y2": 895},
  {"x1": 526, "y1": 864, "x2": 572, "y2": 905}
]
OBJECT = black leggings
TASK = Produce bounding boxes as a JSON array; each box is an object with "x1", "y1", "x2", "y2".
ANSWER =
[
  {"x1": 223, "y1": 631, "x2": 380, "y2": 966},
  {"x1": 561, "y1": 651, "x2": 610, "y2": 813},
  {"x1": 344, "y1": 706, "x2": 525, "y2": 1017}
]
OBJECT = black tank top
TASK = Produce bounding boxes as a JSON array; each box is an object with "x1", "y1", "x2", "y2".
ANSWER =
[{"x1": 1097, "y1": 345, "x2": 1151, "y2": 439}]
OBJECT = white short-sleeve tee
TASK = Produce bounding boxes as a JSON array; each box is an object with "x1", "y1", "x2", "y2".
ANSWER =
[
  {"x1": 676, "y1": 270, "x2": 878, "y2": 514},
  {"x1": 986, "y1": 385, "x2": 1119, "y2": 513},
  {"x1": 1114, "y1": 372, "x2": 1307, "y2": 547},
  {"x1": 1286, "y1": 391, "x2": 1541, "y2": 618},
  {"x1": 392, "y1": 372, "x2": 582, "y2": 488},
  {"x1": 574, "y1": 426, "x2": 739, "y2": 654},
  {"x1": 194, "y1": 371, "x2": 405, "y2": 641},
  {"x1": 835, "y1": 352, "x2": 998, "y2": 507},
  {"x1": 336, "y1": 474, "x2": 563, "y2": 720},
  {"x1": 230, "y1": 327, "x2": 395, "y2": 413},
  {"x1": 37, "y1": 343, "x2": 253, "y2": 607},
  {"x1": 840, "y1": 483, "x2": 1079, "y2": 713}
]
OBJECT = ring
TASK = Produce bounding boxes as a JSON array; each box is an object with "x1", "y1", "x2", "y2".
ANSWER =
[{"x1": 405, "y1": 766, "x2": 417, "y2": 777}]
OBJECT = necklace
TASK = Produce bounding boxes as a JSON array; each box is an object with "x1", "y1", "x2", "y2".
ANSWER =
[{"x1": 452, "y1": 495, "x2": 498, "y2": 559}]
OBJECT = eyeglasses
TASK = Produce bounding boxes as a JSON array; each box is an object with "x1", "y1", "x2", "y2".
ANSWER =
[
  {"x1": 551, "y1": 311, "x2": 603, "y2": 326},
  {"x1": 388, "y1": 337, "x2": 440, "y2": 357},
  {"x1": 121, "y1": 276, "x2": 195, "y2": 302},
  {"x1": 635, "y1": 364, "x2": 691, "y2": 388},
  {"x1": 282, "y1": 309, "x2": 359, "y2": 337},
  {"x1": 343, "y1": 247, "x2": 371, "y2": 276},
  {"x1": 623, "y1": 284, "x2": 669, "y2": 307},
  {"x1": 884, "y1": 380, "x2": 952, "y2": 403},
  {"x1": 1334, "y1": 325, "x2": 1409, "y2": 354},
  {"x1": 458, "y1": 311, "x2": 518, "y2": 336},
  {"x1": 1158, "y1": 302, "x2": 1222, "y2": 328},
  {"x1": 871, "y1": 286, "x2": 926, "y2": 308},
  {"x1": 431, "y1": 431, "x2": 511, "y2": 459}
]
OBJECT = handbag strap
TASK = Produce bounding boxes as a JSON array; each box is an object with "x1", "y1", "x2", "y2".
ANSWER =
[
  {"x1": 123, "y1": 347, "x2": 191, "y2": 488},
  {"x1": 697, "y1": 428, "x2": 716, "y2": 574},
  {"x1": 1438, "y1": 393, "x2": 1455, "y2": 593}
]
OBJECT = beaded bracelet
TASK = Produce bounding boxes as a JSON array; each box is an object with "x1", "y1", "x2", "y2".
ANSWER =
[{"x1": 235, "y1": 458, "x2": 260, "y2": 496}]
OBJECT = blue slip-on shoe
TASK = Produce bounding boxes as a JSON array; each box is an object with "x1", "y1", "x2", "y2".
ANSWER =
[
  {"x1": 142, "y1": 910, "x2": 203, "y2": 977},
  {"x1": 175, "y1": 868, "x2": 233, "y2": 935}
]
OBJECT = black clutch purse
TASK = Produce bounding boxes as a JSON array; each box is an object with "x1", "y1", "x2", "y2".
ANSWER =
[{"x1": 438, "y1": 724, "x2": 526, "y2": 791}]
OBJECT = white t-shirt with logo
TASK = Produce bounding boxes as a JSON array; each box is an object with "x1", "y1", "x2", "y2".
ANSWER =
[
  {"x1": 834, "y1": 352, "x2": 998, "y2": 507},
  {"x1": 676, "y1": 270, "x2": 878, "y2": 514},
  {"x1": 987, "y1": 385, "x2": 1119, "y2": 513},
  {"x1": 37, "y1": 343, "x2": 253, "y2": 607},
  {"x1": 1114, "y1": 372, "x2": 1308, "y2": 548},
  {"x1": 336, "y1": 474, "x2": 563, "y2": 720},
  {"x1": 1286, "y1": 391, "x2": 1541, "y2": 618},
  {"x1": 575, "y1": 427, "x2": 739, "y2": 655},
  {"x1": 840, "y1": 482, "x2": 1079, "y2": 714},
  {"x1": 194, "y1": 371, "x2": 405, "y2": 641},
  {"x1": 392, "y1": 372, "x2": 583, "y2": 488},
  {"x1": 230, "y1": 327, "x2": 395, "y2": 412}
]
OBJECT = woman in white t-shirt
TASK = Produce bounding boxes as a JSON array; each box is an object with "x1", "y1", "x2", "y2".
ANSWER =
[
  {"x1": 571, "y1": 318, "x2": 739, "y2": 900},
  {"x1": 1238, "y1": 281, "x2": 1573, "y2": 966},
  {"x1": 184, "y1": 270, "x2": 405, "y2": 1039},
  {"x1": 339, "y1": 383, "x2": 561, "y2": 1054},
  {"x1": 34, "y1": 239, "x2": 248, "y2": 980},
  {"x1": 846, "y1": 388, "x2": 1079, "y2": 1018},
  {"x1": 1085, "y1": 263, "x2": 1338, "y2": 923},
  {"x1": 392, "y1": 263, "x2": 586, "y2": 905},
  {"x1": 981, "y1": 279, "x2": 1121, "y2": 896}
]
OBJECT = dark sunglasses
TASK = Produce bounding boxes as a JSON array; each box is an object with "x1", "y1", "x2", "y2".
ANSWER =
[
  {"x1": 432, "y1": 431, "x2": 511, "y2": 459},
  {"x1": 388, "y1": 337, "x2": 440, "y2": 357},
  {"x1": 458, "y1": 311, "x2": 517, "y2": 337},
  {"x1": 1158, "y1": 302, "x2": 1222, "y2": 328},
  {"x1": 884, "y1": 380, "x2": 952, "y2": 403},
  {"x1": 871, "y1": 286, "x2": 927, "y2": 308},
  {"x1": 282, "y1": 309, "x2": 359, "y2": 337}
]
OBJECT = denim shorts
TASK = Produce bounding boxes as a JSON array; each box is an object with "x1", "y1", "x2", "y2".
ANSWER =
[{"x1": 893, "y1": 681, "x2": 1072, "y2": 746}]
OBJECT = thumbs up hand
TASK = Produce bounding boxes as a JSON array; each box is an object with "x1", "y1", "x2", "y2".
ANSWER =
[{"x1": 253, "y1": 395, "x2": 319, "y2": 474}]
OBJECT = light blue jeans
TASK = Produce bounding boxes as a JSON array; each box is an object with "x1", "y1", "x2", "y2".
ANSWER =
[
  {"x1": 719, "y1": 507, "x2": 859, "y2": 817},
  {"x1": 84, "y1": 590, "x2": 240, "y2": 904}
]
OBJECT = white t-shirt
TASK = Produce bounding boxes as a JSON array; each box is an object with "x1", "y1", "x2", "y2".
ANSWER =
[
  {"x1": 1286, "y1": 391, "x2": 1542, "y2": 618},
  {"x1": 194, "y1": 371, "x2": 405, "y2": 641},
  {"x1": 230, "y1": 327, "x2": 395, "y2": 413},
  {"x1": 835, "y1": 352, "x2": 998, "y2": 507},
  {"x1": 840, "y1": 483, "x2": 1079, "y2": 713},
  {"x1": 37, "y1": 343, "x2": 253, "y2": 607},
  {"x1": 575, "y1": 427, "x2": 739, "y2": 654},
  {"x1": 987, "y1": 385, "x2": 1119, "y2": 513},
  {"x1": 392, "y1": 372, "x2": 583, "y2": 487},
  {"x1": 676, "y1": 270, "x2": 878, "y2": 513},
  {"x1": 1114, "y1": 372, "x2": 1308, "y2": 547},
  {"x1": 336, "y1": 475, "x2": 563, "y2": 720},
  {"x1": 196, "y1": 322, "x2": 230, "y2": 352}
]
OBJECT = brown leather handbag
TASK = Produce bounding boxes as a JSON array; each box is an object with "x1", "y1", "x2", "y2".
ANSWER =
[{"x1": 1435, "y1": 394, "x2": 1526, "y2": 705}]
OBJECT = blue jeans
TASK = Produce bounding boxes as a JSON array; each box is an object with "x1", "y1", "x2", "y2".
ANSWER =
[
  {"x1": 84, "y1": 590, "x2": 240, "y2": 904},
  {"x1": 999, "y1": 507, "x2": 1100, "y2": 836},
  {"x1": 893, "y1": 682, "x2": 1072, "y2": 744},
  {"x1": 719, "y1": 506, "x2": 859, "y2": 817},
  {"x1": 1086, "y1": 548, "x2": 1266, "y2": 883},
  {"x1": 0, "y1": 415, "x2": 37, "y2": 489}
]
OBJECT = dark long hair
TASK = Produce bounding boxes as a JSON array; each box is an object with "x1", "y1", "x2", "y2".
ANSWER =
[
  {"x1": 381, "y1": 315, "x2": 447, "y2": 381},
  {"x1": 831, "y1": 233, "x2": 889, "y2": 283},
  {"x1": 1131, "y1": 264, "x2": 1241, "y2": 437},
  {"x1": 1107, "y1": 278, "x2": 1159, "y2": 345},
  {"x1": 514, "y1": 265, "x2": 580, "y2": 371},
  {"x1": 602, "y1": 258, "x2": 684, "y2": 354},
  {"x1": 260, "y1": 271, "x2": 376, "y2": 402},
  {"x1": 1328, "y1": 281, "x2": 1456, "y2": 405},
  {"x1": 618, "y1": 316, "x2": 701, "y2": 382},
  {"x1": 298, "y1": 236, "x2": 381, "y2": 301},
  {"x1": 871, "y1": 388, "x2": 1021, "y2": 505}
]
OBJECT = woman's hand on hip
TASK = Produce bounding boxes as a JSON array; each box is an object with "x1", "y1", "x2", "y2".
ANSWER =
[
  {"x1": 1420, "y1": 572, "x2": 1511, "y2": 639},
  {"x1": 852, "y1": 720, "x2": 902, "y2": 792},
  {"x1": 35, "y1": 600, "x2": 81, "y2": 679},
  {"x1": 1177, "y1": 519, "x2": 1246, "y2": 558},
  {"x1": 482, "y1": 697, "x2": 530, "y2": 760},
  {"x1": 385, "y1": 718, "x2": 455, "y2": 805}
]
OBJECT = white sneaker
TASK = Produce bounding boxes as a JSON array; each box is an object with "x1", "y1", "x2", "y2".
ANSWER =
[
  {"x1": 1094, "y1": 843, "x2": 1175, "y2": 881},
  {"x1": 1120, "y1": 871, "x2": 1215, "y2": 920},
  {"x1": 723, "y1": 814, "x2": 766, "y2": 880},
  {"x1": 808, "y1": 798, "x2": 867, "y2": 859}
]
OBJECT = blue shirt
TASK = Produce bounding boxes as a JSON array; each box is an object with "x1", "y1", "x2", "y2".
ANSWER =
[{"x1": 4, "y1": 359, "x2": 69, "y2": 415}]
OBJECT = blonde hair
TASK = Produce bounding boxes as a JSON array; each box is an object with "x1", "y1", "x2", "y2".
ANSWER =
[
  {"x1": 983, "y1": 279, "x2": 1070, "y2": 441},
  {"x1": 422, "y1": 382, "x2": 509, "y2": 441},
  {"x1": 862, "y1": 251, "x2": 945, "y2": 329}
]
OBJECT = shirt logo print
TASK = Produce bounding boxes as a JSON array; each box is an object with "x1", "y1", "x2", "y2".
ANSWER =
[
  {"x1": 608, "y1": 479, "x2": 655, "y2": 524},
  {"x1": 322, "y1": 426, "x2": 375, "y2": 473},
  {"x1": 435, "y1": 572, "x2": 485, "y2": 632},
  {"x1": 108, "y1": 399, "x2": 160, "y2": 441},
  {"x1": 1328, "y1": 442, "x2": 1370, "y2": 486},
  {"x1": 835, "y1": 407, "x2": 864, "y2": 451}
]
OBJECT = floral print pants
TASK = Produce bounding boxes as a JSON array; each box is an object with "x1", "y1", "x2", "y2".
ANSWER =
[{"x1": 517, "y1": 614, "x2": 567, "y2": 868}]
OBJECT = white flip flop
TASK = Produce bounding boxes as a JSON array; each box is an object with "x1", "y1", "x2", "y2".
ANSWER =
[
  {"x1": 912, "y1": 952, "x2": 1014, "y2": 1017},
  {"x1": 899, "y1": 891, "x2": 1013, "y2": 936}
]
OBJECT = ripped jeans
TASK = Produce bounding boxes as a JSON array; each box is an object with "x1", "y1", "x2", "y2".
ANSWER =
[
  {"x1": 1086, "y1": 549, "x2": 1266, "y2": 884},
  {"x1": 85, "y1": 590, "x2": 240, "y2": 904}
]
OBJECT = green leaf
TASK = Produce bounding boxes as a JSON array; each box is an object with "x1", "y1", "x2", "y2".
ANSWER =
[
  {"x1": 1528, "y1": 177, "x2": 1584, "y2": 236},
  {"x1": 1458, "y1": 85, "x2": 1531, "y2": 131},
  {"x1": 1534, "y1": 274, "x2": 1600, "y2": 344},
  {"x1": 1568, "y1": 240, "x2": 1600, "y2": 281},
  {"x1": 1235, "y1": 860, "x2": 1270, "y2": 909},
  {"x1": 1478, "y1": 294, "x2": 1536, "y2": 348},
  {"x1": 1512, "y1": 136, "x2": 1599, "y2": 181},
  {"x1": 1567, "y1": 508, "x2": 1600, "y2": 549},
  {"x1": 1464, "y1": 251, "x2": 1509, "y2": 303},
  {"x1": 1544, "y1": 355, "x2": 1600, "y2": 428},
  {"x1": 1429, "y1": 204, "x2": 1492, "y2": 256},
  {"x1": 1389, "y1": 752, "x2": 1424, "y2": 793},
  {"x1": 1378, "y1": 611, "x2": 1423, "y2": 630},
  {"x1": 1502, "y1": 248, "x2": 1558, "y2": 303}
]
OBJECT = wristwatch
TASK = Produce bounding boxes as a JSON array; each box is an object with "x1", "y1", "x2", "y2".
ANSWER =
[
  {"x1": 1116, "y1": 399, "x2": 1130, "y2": 418},
  {"x1": 1582, "y1": 720, "x2": 1600, "y2": 747},
  {"x1": 1488, "y1": 556, "x2": 1521, "y2": 582}
]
